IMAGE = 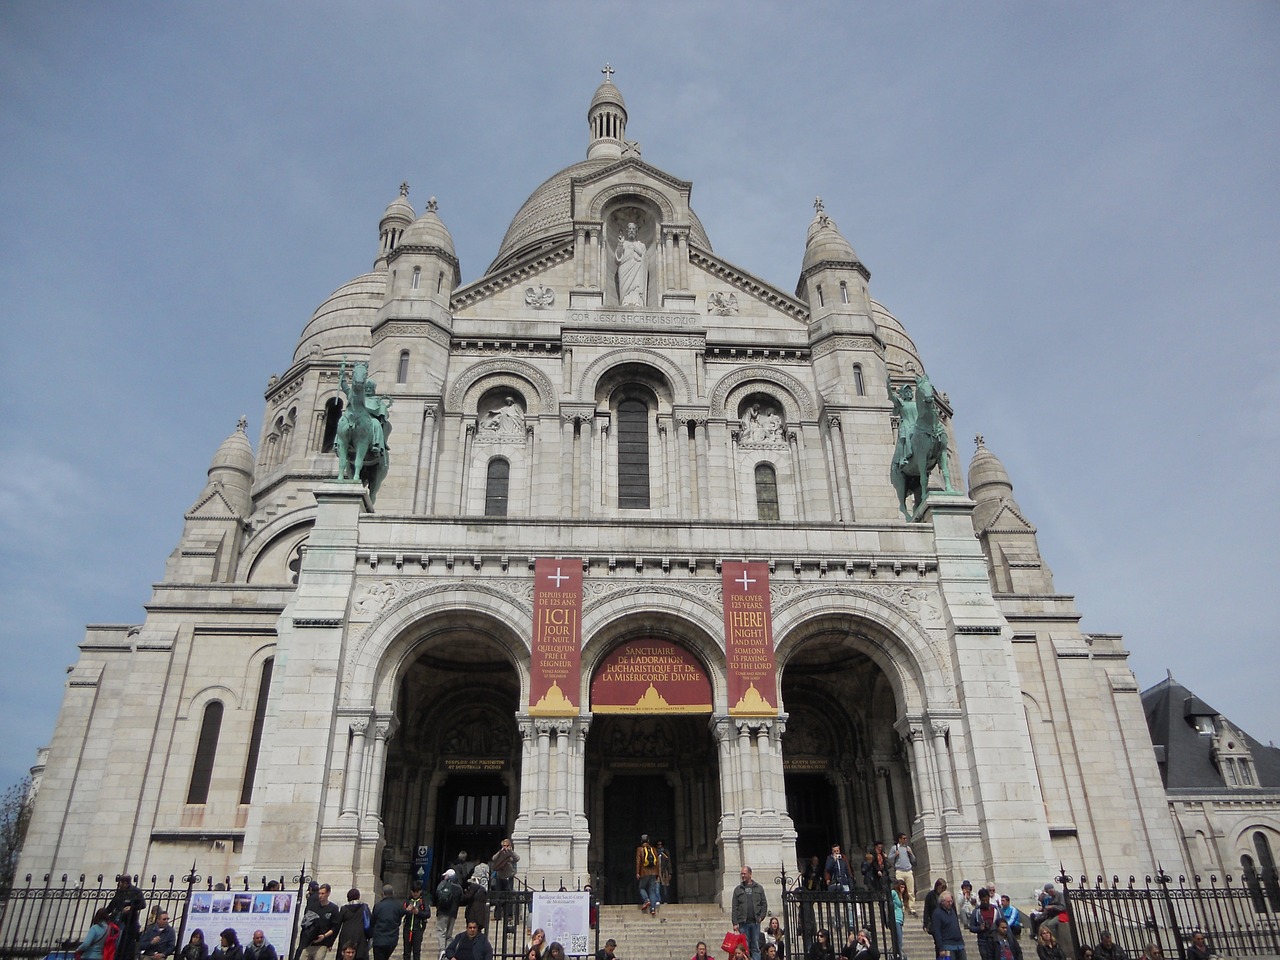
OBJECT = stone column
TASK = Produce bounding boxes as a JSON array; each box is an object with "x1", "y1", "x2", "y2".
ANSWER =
[
  {"x1": 579, "y1": 417, "x2": 594, "y2": 518},
  {"x1": 931, "y1": 722, "x2": 959, "y2": 814},
  {"x1": 711, "y1": 717, "x2": 738, "y2": 832},
  {"x1": 516, "y1": 717, "x2": 536, "y2": 821},
  {"x1": 787, "y1": 430, "x2": 806, "y2": 521},
  {"x1": 757, "y1": 721, "x2": 776, "y2": 814},
  {"x1": 596, "y1": 415, "x2": 610, "y2": 508},
  {"x1": 561, "y1": 415, "x2": 576, "y2": 517},
  {"x1": 340, "y1": 719, "x2": 369, "y2": 820},
  {"x1": 363, "y1": 720, "x2": 394, "y2": 828},
  {"x1": 693, "y1": 418, "x2": 710, "y2": 516},
  {"x1": 536, "y1": 721, "x2": 552, "y2": 814},
  {"x1": 576, "y1": 229, "x2": 587, "y2": 286},
  {"x1": 875, "y1": 766, "x2": 893, "y2": 842},
  {"x1": 572, "y1": 718, "x2": 592, "y2": 829},
  {"x1": 555, "y1": 722, "x2": 571, "y2": 815},
  {"x1": 677, "y1": 419, "x2": 694, "y2": 519},
  {"x1": 828, "y1": 415, "x2": 854, "y2": 522},
  {"x1": 414, "y1": 405, "x2": 438, "y2": 514},
  {"x1": 737, "y1": 722, "x2": 756, "y2": 814},
  {"x1": 459, "y1": 423, "x2": 475, "y2": 513},
  {"x1": 907, "y1": 726, "x2": 935, "y2": 823}
]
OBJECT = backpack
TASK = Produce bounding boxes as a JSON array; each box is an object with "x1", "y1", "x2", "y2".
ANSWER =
[
  {"x1": 362, "y1": 903, "x2": 372, "y2": 937},
  {"x1": 102, "y1": 922, "x2": 122, "y2": 960},
  {"x1": 642, "y1": 845, "x2": 656, "y2": 867}
]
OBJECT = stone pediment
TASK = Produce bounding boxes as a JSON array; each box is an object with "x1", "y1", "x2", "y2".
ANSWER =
[
  {"x1": 975, "y1": 498, "x2": 1036, "y2": 534},
  {"x1": 571, "y1": 158, "x2": 695, "y2": 224},
  {"x1": 687, "y1": 248, "x2": 811, "y2": 328},
  {"x1": 184, "y1": 484, "x2": 243, "y2": 521}
]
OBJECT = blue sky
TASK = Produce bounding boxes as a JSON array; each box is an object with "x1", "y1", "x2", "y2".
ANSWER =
[{"x1": 1, "y1": 3, "x2": 1277, "y2": 788}]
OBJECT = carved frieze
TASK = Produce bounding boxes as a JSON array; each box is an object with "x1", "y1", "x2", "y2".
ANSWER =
[
  {"x1": 524, "y1": 282, "x2": 556, "y2": 309},
  {"x1": 562, "y1": 332, "x2": 700, "y2": 349},
  {"x1": 706, "y1": 291, "x2": 739, "y2": 316}
]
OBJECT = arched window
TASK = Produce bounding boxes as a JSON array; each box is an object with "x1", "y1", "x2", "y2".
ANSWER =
[
  {"x1": 437, "y1": 271, "x2": 445, "y2": 293},
  {"x1": 1256, "y1": 831, "x2": 1280, "y2": 910},
  {"x1": 617, "y1": 398, "x2": 650, "y2": 509},
  {"x1": 755, "y1": 463, "x2": 780, "y2": 520},
  {"x1": 485, "y1": 458, "x2": 510, "y2": 517},
  {"x1": 852, "y1": 363, "x2": 865, "y2": 396},
  {"x1": 240, "y1": 658, "x2": 273, "y2": 804},
  {"x1": 187, "y1": 700, "x2": 224, "y2": 804},
  {"x1": 321, "y1": 397, "x2": 343, "y2": 453},
  {"x1": 397, "y1": 350, "x2": 410, "y2": 384},
  {"x1": 840, "y1": 280, "x2": 849, "y2": 303},
  {"x1": 411, "y1": 266, "x2": 421, "y2": 290},
  {"x1": 1243, "y1": 853, "x2": 1267, "y2": 912},
  {"x1": 816, "y1": 284, "x2": 825, "y2": 307}
]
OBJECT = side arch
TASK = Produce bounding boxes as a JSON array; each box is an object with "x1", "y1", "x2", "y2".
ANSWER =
[
  {"x1": 447, "y1": 358, "x2": 554, "y2": 414},
  {"x1": 343, "y1": 583, "x2": 534, "y2": 714},
  {"x1": 710, "y1": 366, "x2": 817, "y2": 420}
]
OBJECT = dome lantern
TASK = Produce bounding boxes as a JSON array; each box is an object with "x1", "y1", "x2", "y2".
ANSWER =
[
  {"x1": 587, "y1": 63, "x2": 628, "y2": 161},
  {"x1": 375, "y1": 181, "x2": 416, "y2": 271}
]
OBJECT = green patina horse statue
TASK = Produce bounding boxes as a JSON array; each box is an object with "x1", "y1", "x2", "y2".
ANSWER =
[
  {"x1": 889, "y1": 372, "x2": 954, "y2": 521},
  {"x1": 335, "y1": 360, "x2": 391, "y2": 503}
]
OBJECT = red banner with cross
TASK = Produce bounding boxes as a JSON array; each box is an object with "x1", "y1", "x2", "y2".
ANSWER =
[
  {"x1": 530, "y1": 558, "x2": 582, "y2": 716},
  {"x1": 721, "y1": 560, "x2": 779, "y2": 716}
]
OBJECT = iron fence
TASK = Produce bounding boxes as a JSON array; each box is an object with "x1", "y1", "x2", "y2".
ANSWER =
[
  {"x1": 0, "y1": 868, "x2": 291, "y2": 960},
  {"x1": 489, "y1": 883, "x2": 600, "y2": 960},
  {"x1": 775, "y1": 867, "x2": 897, "y2": 960},
  {"x1": 1058, "y1": 866, "x2": 1280, "y2": 960}
]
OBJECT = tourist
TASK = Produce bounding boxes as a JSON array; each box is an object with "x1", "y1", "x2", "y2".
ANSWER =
[
  {"x1": 435, "y1": 870, "x2": 463, "y2": 951},
  {"x1": 181, "y1": 929, "x2": 210, "y2": 960},
  {"x1": 337, "y1": 889, "x2": 372, "y2": 960},
  {"x1": 108, "y1": 872, "x2": 147, "y2": 960},
  {"x1": 731, "y1": 866, "x2": 769, "y2": 960},
  {"x1": 400, "y1": 883, "x2": 428, "y2": 960},
  {"x1": 991, "y1": 919, "x2": 1021, "y2": 960},
  {"x1": 658, "y1": 841, "x2": 674, "y2": 905},
  {"x1": 636, "y1": 834, "x2": 661, "y2": 914},
  {"x1": 1034, "y1": 929, "x2": 1065, "y2": 960},
  {"x1": 244, "y1": 930, "x2": 279, "y2": 960},
  {"x1": 930, "y1": 892, "x2": 967, "y2": 960},
  {"x1": 528, "y1": 928, "x2": 547, "y2": 960},
  {"x1": 213, "y1": 928, "x2": 244, "y2": 960},
  {"x1": 1141, "y1": 945, "x2": 1164, "y2": 960},
  {"x1": 140, "y1": 910, "x2": 177, "y2": 959},
  {"x1": 969, "y1": 888, "x2": 1003, "y2": 960},
  {"x1": 890, "y1": 879, "x2": 906, "y2": 960},
  {"x1": 922, "y1": 880, "x2": 946, "y2": 934},
  {"x1": 765, "y1": 916, "x2": 787, "y2": 959},
  {"x1": 764, "y1": 944, "x2": 780, "y2": 960},
  {"x1": 461, "y1": 877, "x2": 489, "y2": 935},
  {"x1": 839, "y1": 929, "x2": 878, "y2": 960},
  {"x1": 595, "y1": 938, "x2": 618, "y2": 960},
  {"x1": 76, "y1": 908, "x2": 112, "y2": 960},
  {"x1": 999, "y1": 896, "x2": 1024, "y2": 941},
  {"x1": 957, "y1": 881, "x2": 978, "y2": 929},
  {"x1": 1080, "y1": 945, "x2": 1096, "y2": 960},
  {"x1": 369, "y1": 884, "x2": 410, "y2": 960},
  {"x1": 887, "y1": 834, "x2": 917, "y2": 915},
  {"x1": 692, "y1": 940, "x2": 711, "y2": 960},
  {"x1": 545, "y1": 942, "x2": 567, "y2": 960},
  {"x1": 1187, "y1": 932, "x2": 1212, "y2": 960},
  {"x1": 301, "y1": 883, "x2": 342, "y2": 960},
  {"x1": 444, "y1": 921, "x2": 492, "y2": 960},
  {"x1": 1095, "y1": 930, "x2": 1127, "y2": 960},
  {"x1": 806, "y1": 930, "x2": 834, "y2": 960}
]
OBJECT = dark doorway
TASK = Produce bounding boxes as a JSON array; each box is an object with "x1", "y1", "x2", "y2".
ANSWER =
[
  {"x1": 601, "y1": 776, "x2": 674, "y2": 905},
  {"x1": 786, "y1": 773, "x2": 841, "y2": 862},
  {"x1": 434, "y1": 774, "x2": 510, "y2": 875}
]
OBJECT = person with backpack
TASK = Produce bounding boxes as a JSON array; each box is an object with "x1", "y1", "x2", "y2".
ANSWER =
[
  {"x1": 399, "y1": 882, "x2": 429, "y2": 960},
  {"x1": 435, "y1": 869, "x2": 463, "y2": 953},
  {"x1": 337, "y1": 889, "x2": 372, "y2": 960},
  {"x1": 107, "y1": 873, "x2": 146, "y2": 960},
  {"x1": 300, "y1": 883, "x2": 343, "y2": 960},
  {"x1": 368, "y1": 884, "x2": 412, "y2": 960},
  {"x1": 635, "y1": 835, "x2": 660, "y2": 914},
  {"x1": 78, "y1": 908, "x2": 113, "y2": 960}
]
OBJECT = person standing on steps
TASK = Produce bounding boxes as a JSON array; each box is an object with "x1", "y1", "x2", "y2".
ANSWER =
[
  {"x1": 732, "y1": 866, "x2": 769, "y2": 960},
  {"x1": 887, "y1": 834, "x2": 917, "y2": 916},
  {"x1": 636, "y1": 834, "x2": 661, "y2": 914}
]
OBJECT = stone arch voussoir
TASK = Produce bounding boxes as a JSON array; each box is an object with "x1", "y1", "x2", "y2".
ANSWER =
[
  {"x1": 576, "y1": 348, "x2": 692, "y2": 405},
  {"x1": 447, "y1": 358, "x2": 554, "y2": 415},
  {"x1": 710, "y1": 366, "x2": 817, "y2": 421}
]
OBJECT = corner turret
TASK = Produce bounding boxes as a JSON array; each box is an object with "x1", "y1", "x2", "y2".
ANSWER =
[
  {"x1": 164, "y1": 417, "x2": 255, "y2": 584},
  {"x1": 968, "y1": 435, "x2": 1055, "y2": 593}
]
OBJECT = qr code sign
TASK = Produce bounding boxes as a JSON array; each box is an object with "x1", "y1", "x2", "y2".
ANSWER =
[{"x1": 568, "y1": 936, "x2": 589, "y2": 953}]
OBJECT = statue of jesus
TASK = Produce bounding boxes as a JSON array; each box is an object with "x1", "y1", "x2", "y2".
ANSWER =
[{"x1": 615, "y1": 221, "x2": 648, "y2": 307}]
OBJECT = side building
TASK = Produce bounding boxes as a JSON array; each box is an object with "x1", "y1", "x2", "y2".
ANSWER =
[{"x1": 19, "y1": 76, "x2": 1184, "y2": 905}]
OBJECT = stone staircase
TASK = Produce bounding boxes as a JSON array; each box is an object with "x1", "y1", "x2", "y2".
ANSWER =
[{"x1": 597, "y1": 903, "x2": 736, "y2": 960}]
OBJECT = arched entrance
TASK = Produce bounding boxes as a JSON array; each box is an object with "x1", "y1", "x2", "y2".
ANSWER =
[
  {"x1": 584, "y1": 639, "x2": 721, "y2": 903},
  {"x1": 781, "y1": 637, "x2": 914, "y2": 866},
  {"x1": 381, "y1": 634, "x2": 521, "y2": 889}
]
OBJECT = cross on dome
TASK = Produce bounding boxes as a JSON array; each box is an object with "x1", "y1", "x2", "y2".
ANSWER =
[
  {"x1": 814, "y1": 196, "x2": 824, "y2": 215},
  {"x1": 601, "y1": 62, "x2": 615, "y2": 83},
  {"x1": 399, "y1": 181, "x2": 410, "y2": 198},
  {"x1": 974, "y1": 434, "x2": 985, "y2": 449}
]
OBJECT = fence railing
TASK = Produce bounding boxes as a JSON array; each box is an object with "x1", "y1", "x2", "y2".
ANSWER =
[
  {"x1": 1058, "y1": 866, "x2": 1280, "y2": 960},
  {"x1": 0, "y1": 868, "x2": 291, "y2": 960},
  {"x1": 775, "y1": 867, "x2": 897, "y2": 960},
  {"x1": 489, "y1": 887, "x2": 600, "y2": 960}
]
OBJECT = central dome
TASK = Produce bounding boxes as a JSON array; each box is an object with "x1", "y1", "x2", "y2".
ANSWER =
[{"x1": 488, "y1": 158, "x2": 713, "y2": 275}]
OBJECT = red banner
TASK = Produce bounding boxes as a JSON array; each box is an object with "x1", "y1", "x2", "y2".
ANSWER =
[
  {"x1": 721, "y1": 561, "x2": 779, "y2": 716},
  {"x1": 590, "y1": 639, "x2": 713, "y2": 714},
  {"x1": 530, "y1": 558, "x2": 582, "y2": 716}
]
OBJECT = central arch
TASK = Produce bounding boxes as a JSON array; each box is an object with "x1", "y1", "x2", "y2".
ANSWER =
[{"x1": 583, "y1": 635, "x2": 721, "y2": 904}]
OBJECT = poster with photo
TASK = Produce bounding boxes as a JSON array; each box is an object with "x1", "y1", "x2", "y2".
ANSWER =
[
  {"x1": 530, "y1": 892, "x2": 591, "y2": 956},
  {"x1": 187, "y1": 891, "x2": 296, "y2": 949}
]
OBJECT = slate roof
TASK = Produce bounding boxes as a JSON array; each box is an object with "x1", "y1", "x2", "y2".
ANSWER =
[{"x1": 1142, "y1": 676, "x2": 1280, "y2": 793}]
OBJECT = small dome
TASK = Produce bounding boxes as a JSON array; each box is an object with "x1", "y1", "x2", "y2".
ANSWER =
[
  {"x1": 399, "y1": 198, "x2": 456, "y2": 256},
  {"x1": 590, "y1": 78, "x2": 627, "y2": 113},
  {"x1": 968, "y1": 436, "x2": 1015, "y2": 504},
  {"x1": 381, "y1": 182, "x2": 415, "y2": 226},
  {"x1": 801, "y1": 200, "x2": 861, "y2": 276},
  {"x1": 209, "y1": 417, "x2": 255, "y2": 478},
  {"x1": 871, "y1": 300, "x2": 926, "y2": 376},
  {"x1": 293, "y1": 272, "x2": 384, "y2": 363}
]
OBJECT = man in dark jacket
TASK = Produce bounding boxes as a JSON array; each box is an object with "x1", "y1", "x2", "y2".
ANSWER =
[
  {"x1": 969, "y1": 888, "x2": 1003, "y2": 960},
  {"x1": 139, "y1": 910, "x2": 177, "y2": 959},
  {"x1": 444, "y1": 921, "x2": 492, "y2": 960},
  {"x1": 435, "y1": 870, "x2": 463, "y2": 952},
  {"x1": 370, "y1": 885, "x2": 411, "y2": 960},
  {"x1": 245, "y1": 930, "x2": 280, "y2": 960},
  {"x1": 401, "y1": 883, "x2": 430, "y2": 960},
  {"x1": 1095, "y1": 931, "x2": 1128, "y2": 960},
  {"x1": 462, "y1": 879, "x2": 489, "y2": 935},
  {"x1": 930, "y1": 892, "x2": 967, "y2": 960},
  {"x1": 301, "y1": 884, "x2": 343, "y2": 960},
  {"x1": 107, "y1": 873, "x2": 147, "y2": 960}
]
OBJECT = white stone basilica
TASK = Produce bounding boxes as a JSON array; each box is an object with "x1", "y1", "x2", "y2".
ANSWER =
[{"x1": 19, "y1": 75, "x2": 1186, "y2": 906}]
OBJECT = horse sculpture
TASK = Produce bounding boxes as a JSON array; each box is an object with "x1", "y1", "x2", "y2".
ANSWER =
[
  {"x1": 334, "y1": 360, "x2": 391, "y2": 503},
  {"x1": 889, "y1": 372, "x2": 954, "y2": 521}
]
